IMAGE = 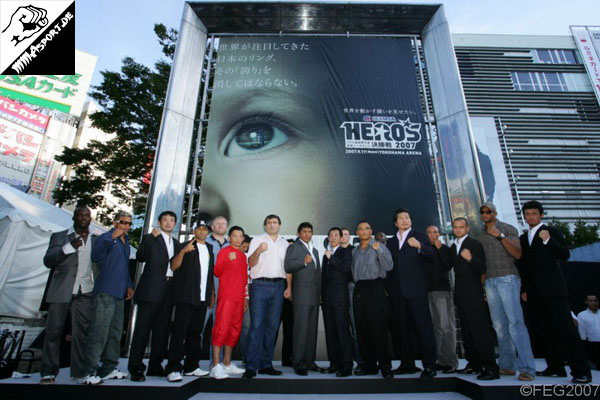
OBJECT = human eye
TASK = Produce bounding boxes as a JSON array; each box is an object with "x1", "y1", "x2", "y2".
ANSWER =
[{"x1": 222, "y1": 115, "x2": 297, "y2": 157}]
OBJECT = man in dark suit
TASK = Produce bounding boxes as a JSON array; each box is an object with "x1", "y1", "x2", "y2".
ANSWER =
[
  {"x1": 128, "y1": 211, "x2": 180, "y2": 381},
  {"x1": 40, "y1": 206, "x2": 97, "y2": 384},
  {"x1": 447, "y1": 218, "x2": 499, "y2": 380},
  {"x1": 386, "y1": 208, "x2": 437, "y2": 379},
  {"x1": 321, "y1": 227, "x2": 354, "y2": 377},
  {"x1": 165, "y1": 221, "x2": 215, "y2": 382},
  {"x1": 519, "y1": 200, "x2": 591, "y2": 383},
  {"x1": 284, "y1": 222, "x2": 322, "y2": 376}
]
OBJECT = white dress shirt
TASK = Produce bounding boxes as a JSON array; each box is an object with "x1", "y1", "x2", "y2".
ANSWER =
[
  {"x1": 528, "y1": 222, "x2": 550, "y2": 245},
  {"x1": 578, "y1": 309, "x2": 600, "y2": 342},
  {"x1": 454, "y1": 235, "x2": 468, "y2": 255},
  {"x1": 62, "y1": 227, "x2": 94, "y2": 295},
  {"x1": 301, "y1": 239, "x2": 317, "y2": 266},
  {"x1": 161, "y1": 231, "x2": 174, "y2": 277},
  {"x1": 248, "y1": 233, "x2": 289, "y2": 279},
  {"x1": 196, "y1": 243, "x2": 210, "y2": 301},
  {"x1": 396, "y1": 228, "x2": 411, "y2": 249}
]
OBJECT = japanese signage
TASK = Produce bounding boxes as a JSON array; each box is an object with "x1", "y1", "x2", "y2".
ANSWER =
[
  {"x1": 0, "y1": 95, "x2": 49, "y2": 133},
  {"x1": 571, "y1": 26, "x2": 600, "y2": 105},
  {"x1": 0, "y1": 118, "x2": 43, "y2": 187},
  {"x1": 200, "y1": 37, "x2": 438, "y2": 234},
  {"x1": 0, "y1": 49, "x2": 97, "y2": 116}
]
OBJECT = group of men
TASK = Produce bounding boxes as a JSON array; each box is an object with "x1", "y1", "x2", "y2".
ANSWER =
[{"x1": 38, "y1": 199, "x2": 593, "y2": 385}]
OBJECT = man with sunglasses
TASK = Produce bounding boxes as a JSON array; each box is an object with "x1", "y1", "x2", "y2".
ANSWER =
[
  {"x1": 77, "y1": 211, "x2": 134, "y2": 385},
  {"x1": 479, "y1": 203, "x2": 535, "y2": 381}
]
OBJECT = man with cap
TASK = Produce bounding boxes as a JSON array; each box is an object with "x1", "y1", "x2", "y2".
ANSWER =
[{"x1": 479, "y1": 202, "x2": 536, "y2": 381}]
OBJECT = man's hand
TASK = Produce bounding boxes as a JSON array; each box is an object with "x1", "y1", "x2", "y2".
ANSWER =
[
  {"x1": 372, "y1": 241, "x2": 380, "y2": 250},
  {"x1": 433, "y1": 239, "x2": 442, "y2": 249},
  {"x1": 244, "y1": 298, "x2": 249, "y2": 313},
  {"x1": 70, "y1": 235, "x2": 85, "y2": 249},
  {"x1": 125, "y1": 288, "x2": 134, "y2": 301},
  {"x1": 229, "y1": 251, "x2": 237, "y2": 261},
  {"x1": 284, "y1": 287, "x2": 292, "y2": 300},
  {"x1": 209, "y1": 292, "x2": 215, "y2": 309},
  {"x1": 324, "y1": 250, "x2": 332, "y2": 259},
  {"x1": 538, "y1": 229, "x2": 550, "y2": 242},
  {"x1": 486, "y1": 225, "x2": 501, "y2": 238},
  {"x1": 112, "y1": 229, "x2": 125, "y2": 240},
  {"x1": 259, "y1": 242, "x2": 268, "y2": 253},
  {"x1": 151, "y1": 228, "x2": 161, "y2": 237},
  {"x1": 2, "y1": 6, "x2": 48, "y2": 46},
  {"x1": 304, "y1": 254, "x2": 313, "y2": 264},
  {"x1": 460, "y1": 248, "x2": 472, "y2": 262},
  {"x1": 407, "y1": 237, "x2": 421, "y2": 249},
  {"x1": 521, "y1": 292, "x2": 528, "y2": 302},
  {"x1": 181, "y1": 239, "x2": 196, "y2": 254}
]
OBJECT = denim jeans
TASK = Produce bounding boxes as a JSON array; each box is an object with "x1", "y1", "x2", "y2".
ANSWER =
[
  {"x1": 79, "y1": 293, "x2": 124, "y2": 378},
  {"x1": 484, "y1": 275, "x2": 536, "y2": 375},
  {"x1": 245, "y1": 279, "x2": 285, "y2": 371}
]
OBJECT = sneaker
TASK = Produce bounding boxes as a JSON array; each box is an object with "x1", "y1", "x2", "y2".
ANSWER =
[
  {"x1": 40, "y1": 375, "x2": 55, "y2": 384},
  {"x1": 101, "y1": 369, "x2": 128, "y2": 380},
  {"x1": 223, "y1": 363, "x2": 245, "y2": 375},
  {"x1": 79, "y1": 375, "x2": 103, "y2": 385},
  {"x1": 167, "y1": 371, "x2": 182, "y2": 382},
  {"x1": 184, "y1": 367, "x2": 210, "y2": 377},
  {"x1": 209, "y1": 363, "x2": 229, "y2": 379}
]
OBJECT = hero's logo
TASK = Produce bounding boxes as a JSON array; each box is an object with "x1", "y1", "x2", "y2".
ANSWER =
[{"x1": 340, "y1": 118, "x2": 422, "y2": 150}]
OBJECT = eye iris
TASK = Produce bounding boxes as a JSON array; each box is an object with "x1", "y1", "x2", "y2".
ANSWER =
[{"x1": 235, "y1": 122, "x2": 274, "y2": 150}]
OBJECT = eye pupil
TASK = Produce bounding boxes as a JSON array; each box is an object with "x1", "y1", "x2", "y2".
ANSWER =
[{"x1": 235, "y1": 122, "x2": 274, "y2": 150}]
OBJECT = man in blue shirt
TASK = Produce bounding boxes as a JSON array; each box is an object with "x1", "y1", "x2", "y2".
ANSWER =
[{"x1": 77, "y1": 211, "x2": 134, "y2": 385}]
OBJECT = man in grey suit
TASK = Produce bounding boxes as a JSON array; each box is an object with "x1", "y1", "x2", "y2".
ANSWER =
[
  {"x1": 284, "y1": 222, "x2": 323, "y2": 376},
  {"x1": 40, "y1": 206, "x2": 97, "y2": 384}
]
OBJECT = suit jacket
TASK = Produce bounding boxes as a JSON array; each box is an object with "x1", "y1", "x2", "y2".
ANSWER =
[
  {"x1": 447, "y1": 236, "x2": 486, "y2": 305},
  {"x1": 519, "y1": 224, "x2": 570, "y2": 299},
  {"x1": 284, "y1": 239, "x2": 321, "y2": 306},
  {"x1": 134, "y1": 233, "x2": 180, "y2": 303},
  {"x1": 173, "y1": 240, "x2": 214, "y2": 306},
  {"x1": 43, "y1": 229, "x2": 98, "y2": 303},
  {"x1": 321, "y1": 246, "x2": 353, "y2": 307},
  {"x1": 386, "y1": 230, "x2": 435, "y2": 299}
]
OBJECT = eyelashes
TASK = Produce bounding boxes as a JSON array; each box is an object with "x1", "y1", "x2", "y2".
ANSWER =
[{"x1": 222, "y1": 115, "x2": 297, "y2": 158}]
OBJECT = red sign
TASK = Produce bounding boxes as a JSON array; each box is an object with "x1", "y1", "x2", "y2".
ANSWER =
[{"x1": 0, "y1": 95, "x2": 49, "y2": 134}]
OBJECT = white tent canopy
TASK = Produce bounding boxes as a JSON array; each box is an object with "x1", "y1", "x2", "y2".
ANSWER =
[{"x1": 0, "y1": 182, "x2": 109, "y2": 318}]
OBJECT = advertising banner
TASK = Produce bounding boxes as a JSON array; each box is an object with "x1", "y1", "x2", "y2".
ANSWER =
[
  {"x1": 571, "y1": 26, "x2": 600, "y2": 105},
  {"x1": 199, "y1": 37, "x2": 438, "y2": 234},
  {"x1": 0, "y1": 118, "x2": 43, "y2": 187},
  {"x1": 0, "y1": 95, "x2": 49, "y2": 133}
]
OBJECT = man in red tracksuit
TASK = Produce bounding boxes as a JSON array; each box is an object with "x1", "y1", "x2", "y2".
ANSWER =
[{"x1": 209, "y1": 226, "x2": 249, "y2": 379}]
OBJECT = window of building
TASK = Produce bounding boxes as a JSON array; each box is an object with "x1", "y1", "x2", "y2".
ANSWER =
[
  {"x1": 510, "y1": 71, "x2": 567, "y2": 91},
  {"x1": 533, "y1": 49, "x2": 578, "y2": 64}
]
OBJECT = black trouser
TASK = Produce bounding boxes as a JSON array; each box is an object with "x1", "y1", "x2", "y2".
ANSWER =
[
  {"x1": 128, "y1": 286, "x2": 173, "y2": 374},
  {"x1": 394, "y1": 292, "x2": 437, "y2": 370},
  {"x1": 584, "y1": 341, "x2": 600, "y2": 370},
  {"x1": 280, "y1": 298, "x2": 294, "y2": 364},
  {"x1": 353, "y1": 279, "x2": 391, "y2": 373},
  {"x1": 323, "y1": 303, "x2": 353, "y2": 372},
  {"x1": 456, "y1": 300, "x2": 498, "y2": 373},
  {"x1": 530, "y1": 297, "x2": 590, "y2": 377},
  {"x1": 165, "y1": 302, "x2": 207, "y2": 373}
]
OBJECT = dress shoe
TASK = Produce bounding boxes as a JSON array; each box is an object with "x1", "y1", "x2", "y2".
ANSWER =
[
  {"x1": 130, "y1": 371, "x2": 146, "y2": 382},
  {"x1": 457, "y1": 366, "x2": 483, "y2": 375},
  {"x1": 282, "y1": 360, "x2": 293, "y2": 368},
  {"x1": 572, "y1": 374, "x2": 592, "y2": 384},
  {"x1": 435, "y1": 364, "x2": 445, "y2": 371},
  {"x1": 258, "y1": 367, "x2": 283, "y2": 376},
  {"x1": 477, "y1": 370, "x2": 500, "y2": 380},
  {"x1": 392, "y1": 365, "x2": 422, "y2": 375},
  {"x1": 536, "y1": 367, "x2": 567, "y2": 377},
  {"x1": 308, "y1": 365, "x2": 325, "y2": 373},
  {"x1": 146, "y1": 367, "x2": 167, "y2": 377},
  {"x1": 294, "y1": 369, "x2": 308, "y2": 376},
  {"x1": 243, "y1": 369, "x2": 256, "y2": 379},
  {"x1": 442, "y1": 366, "x2": 456, "y2": 374},
  {"x1": 420, "y1": 368, "x2": 436, "y2": 379},
  {"x1": 382, "y1": 370, "x2": 393, "y2": 379},
  {"x1": 354, "y1": 366, "x2": 378, "y2": 376},
  {"x1": 324, "y1": 367, "x2": 339, "y2": 374},
  {"x1": 336, "y1": 370, "x2": 352, "y2": 378}
]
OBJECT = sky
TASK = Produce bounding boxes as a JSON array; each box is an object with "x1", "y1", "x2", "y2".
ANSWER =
[{"x1": 75, "y1": 0, "x2": 600, "y2": 88}]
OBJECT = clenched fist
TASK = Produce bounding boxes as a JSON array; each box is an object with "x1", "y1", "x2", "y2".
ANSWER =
[
  {"x1": 259, "y1": 242, "x2": 268, "y2": 252},
  {"x1": 304, "y1": 254, "x2": 313, "y2": 264},
  {"x1": 486, "y1": 225, "x2": 501, "y2": 238},
  {"x1": 372, "y1": 241, "x2": 380, "y2": 250},
  {"x1": 151, "y1": 228, "x2": 161, "y2": 237},
  {"x1": 460, "y1": 248, "x2": 472, "y2": 262},
  {"x1": 229, "y1": 251, "x2": 237, "y2": 261},
  {"x1": 538, "y1": 229, "x2": 550, "y2": 242},
  {"x1": 407, "y1": 237, "x2": 421, "y2": 249}
]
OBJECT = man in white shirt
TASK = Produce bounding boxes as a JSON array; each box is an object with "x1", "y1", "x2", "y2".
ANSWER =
[
  {"x1": 578, "y1": 295, "x2": 600, "y2": 369},
  {"x1": 243, "y1": 215, "x2": 289, "y2": 379},
  {"x1": 40, "y1": 206, "x2": 97, "y2": 384}
]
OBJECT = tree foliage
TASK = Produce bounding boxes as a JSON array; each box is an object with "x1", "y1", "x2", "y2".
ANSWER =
[
  {"x1": 548, "y1": 218, "x2": 600, "y2": 249},
  {"x1": 54, "y1": 24, "x2": 177, "y2": 225}
]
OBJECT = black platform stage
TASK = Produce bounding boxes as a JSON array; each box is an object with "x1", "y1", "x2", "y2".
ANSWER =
[{"x1": 1, "y1": 360, "x2": 598, "y2": 400}]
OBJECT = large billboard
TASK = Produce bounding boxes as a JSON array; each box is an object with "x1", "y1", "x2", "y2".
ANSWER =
[{"x1": 198, "y1": 37, "x2": 438, "y2": 234}]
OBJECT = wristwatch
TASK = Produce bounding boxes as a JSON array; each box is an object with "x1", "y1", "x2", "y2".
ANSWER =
[{"x1": 497, "y1": 233, "x2": 506, "y2": 241}]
